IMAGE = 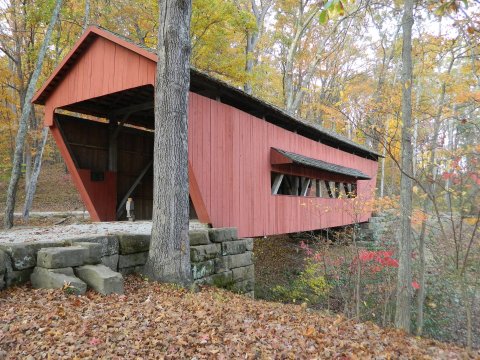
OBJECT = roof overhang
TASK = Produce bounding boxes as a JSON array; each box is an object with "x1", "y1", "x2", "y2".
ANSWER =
[{"x1": 271, "y1": 148, "x2": 371, "y2": 180}]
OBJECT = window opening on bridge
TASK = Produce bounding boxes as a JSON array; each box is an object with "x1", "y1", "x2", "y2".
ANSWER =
[{"x1": 271, "y1": 172, "x2": 357, "y2": 198}]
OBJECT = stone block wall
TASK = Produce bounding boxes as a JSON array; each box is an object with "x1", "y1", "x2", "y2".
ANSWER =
[
  {"x1": 0, "y1": 227, "x2": 254, "y2": 296},
  {"x1": 190, "y1": 228, "x2": 254, "y2": 297},
  {"x1": 29, "y1": 244, "x2": 124, "y2": 295},
  {"x1": 357, "y1": 211, "x2": 398, "y2": 245},
  {"x1": 0, "y1": 241, "x2": 63, "y2": 289}
]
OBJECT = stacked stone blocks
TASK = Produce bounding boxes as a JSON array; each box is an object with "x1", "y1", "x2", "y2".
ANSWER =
[
  {"x1": 0, "y1": 227, "x2": 255, "y2": 297},
  {"x1": 357, "y1": 211, "x2": 398, "y2": 245},
  {"x1": 190, "y1": 228, "x2": 254, "y2": 297},
  {"x1": 30, "y1": 245, "x2": 124, "y2": 295},
  {"x1": 117, "y1": 234, "x2": 150, "y2": 274}
]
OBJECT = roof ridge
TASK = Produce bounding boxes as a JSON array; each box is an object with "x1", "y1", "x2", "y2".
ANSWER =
[{"x1": 90, "y1": 25, "x2": 157, "y2": 54}]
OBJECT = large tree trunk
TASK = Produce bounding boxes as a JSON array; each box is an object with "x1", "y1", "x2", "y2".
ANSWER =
[
  {"x1": 3, "y1": 0, "x2": 63, "y2": 229},
  {"x1": 143, "y1": 0, "x2": 192, "y2": 285},
  {"x1": 394, "y1": 0, "x2": 414, "y2": 332}
]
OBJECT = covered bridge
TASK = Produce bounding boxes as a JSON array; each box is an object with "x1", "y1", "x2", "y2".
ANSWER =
[{"x1": 32, "y1": 26, "x2": 380, "y2": 238}]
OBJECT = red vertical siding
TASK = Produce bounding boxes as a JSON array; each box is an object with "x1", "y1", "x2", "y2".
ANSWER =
[
  {"x1": 77, "y1": 169, "x2": 117, "y2": 221},
  {"x1": 43, "y1": 36, "x2": 156, "y2": 127},
  {"x1": 188, "y1": 93, "x2": 378, "y2": 238},
  {"x1": 38, "y1": 29, "x2": 378, "y2": 238},
  {"x1": 50, "y1": 124, "x2": 117, "y2": 222}
]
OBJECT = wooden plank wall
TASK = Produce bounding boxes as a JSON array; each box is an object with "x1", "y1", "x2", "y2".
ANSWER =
[
  {"x1": 116, "y1": 128, "x2": 154, "y2": 220},
  {"x1": 57, "y1": 115, "x2": 116, "y2": 220},
  {"x1": 57, "y1": 115, "x2": 154, "y2": 220},
  {"x1": 188, "y1": 93, "x2": 378, "y2": 238},
  {"x1": 54, "y1": 94, "x2": 377, "y2": 236},
  {"x1": 42, "y1": 33, "x2": 378, "y2": 237},
  {"x1": 43, "y1": 36, "x2": 156, "y2": 126}
]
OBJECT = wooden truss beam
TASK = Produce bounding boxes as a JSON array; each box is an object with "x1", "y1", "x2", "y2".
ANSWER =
[
  {"x1": 293, "y1": 177, "x2": 300, "y2": 196},
  {"x1": 188, "y1": 161, "x2": 211, "y2": 224},
  {"x1": 300, "y1": 177, "x2": 311, "y2": 196},
  {"x1": 334, "y1": 182, "x2": 341, "y2": 198},
  {"x1": 325, "y1": 180, "x2": 334, "y2": 198},
  {"x1": 108, "y1": 101, "x2": 153, "y2": 118},
  {"x1": 315, "y1": 179, "x2": 321, "y2": 197},
  {"x1": 108, "y1": 104, "x2": 150, "y2": 171},
  {"x1": 351, "y1": 183, "x2": 357, "y2": 197},
  {"x1": 271, "y1": 174, "x2": 284, "y2": 195},
  {"x1": 116, "y1": 159, "x2": 153, "y2": 219}
]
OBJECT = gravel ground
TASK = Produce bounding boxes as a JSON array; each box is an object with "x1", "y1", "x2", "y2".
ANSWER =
[{"x1": 0, "y1": 221, "x2": 152, "y2": 244}]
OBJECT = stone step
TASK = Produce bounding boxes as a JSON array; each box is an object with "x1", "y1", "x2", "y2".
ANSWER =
[
  {"x1": 75, "y1": 264, "x2": 124, "y2": 295},
  {"x1": 118, "y1": 252, "x2": 148, "y2": 268},
  {"x1": 37, "y1": 246, "x2": 88, "y2": 269},
  {"x1": 0, "y1": 251, "x2": 6, "y2": 290},
  {"x1": 189, "y1": 230, "x2": 210, "y2": 246},
  {"x1": 117, "y1": 234, "x2": 150, "y2": 254},
  {"x1": 31, "y1": 267, "x2": 87, "y2": 295},
  {"x1": 0, "y1": 250, "x2": 6, "y2": 275},
  {"x1": 190, "y1": 244, "x2": 221, "y2": 262}
]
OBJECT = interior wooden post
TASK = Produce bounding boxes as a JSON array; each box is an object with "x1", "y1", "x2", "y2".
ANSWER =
[{"x1": 108, "y1": 121, "x2": 118, "y2": 172}]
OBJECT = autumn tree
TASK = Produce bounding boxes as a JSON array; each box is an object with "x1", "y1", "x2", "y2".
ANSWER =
[
  {"x1": 191, "y1": 0, "x2": 251, "y2": 85},
  {"x1": 234, "y1": 0, "x2": 274, "y2": 94},
  {"x1": 143, "y1": 0, "x2": 192, "y2": 284},
  {"x1": 3, "y1": 0, "x2": 63, "y2": 228},
  {"x1": 394, "y1": 0, "x2": 414, "y2": 332}
]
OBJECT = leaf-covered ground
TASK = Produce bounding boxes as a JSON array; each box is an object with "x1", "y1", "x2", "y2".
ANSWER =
[
  {"x1": 0, "y1": 276, "x2": 476, "y2": 359},
  {"x1": 0, "y1": 162, "x2": 83, "y2": 214}
]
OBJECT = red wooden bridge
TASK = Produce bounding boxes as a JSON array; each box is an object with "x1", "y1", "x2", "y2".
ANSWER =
[{"x1": 33, "y1": 26, "x2": 380, "y2": 238}]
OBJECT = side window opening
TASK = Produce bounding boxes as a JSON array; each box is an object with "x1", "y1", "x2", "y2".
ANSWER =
[{"x1": 271, "y1": 172, "x2": 357, "y2": 198}]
